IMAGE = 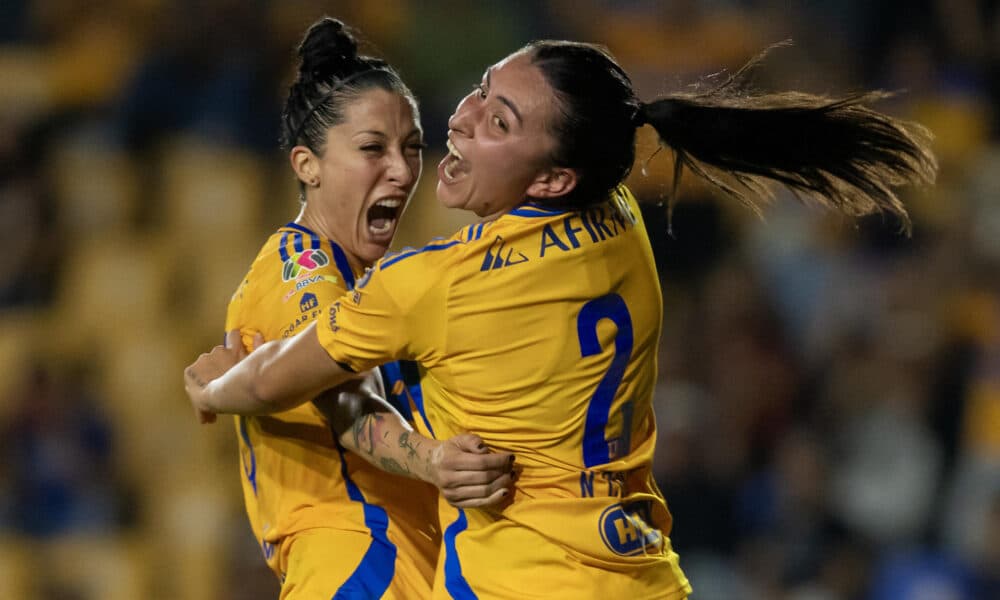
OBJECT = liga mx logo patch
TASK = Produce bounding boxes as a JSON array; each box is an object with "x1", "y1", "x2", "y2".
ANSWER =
[{"x1": 282, "y1": 248, "x2": 330, "y2": 281}]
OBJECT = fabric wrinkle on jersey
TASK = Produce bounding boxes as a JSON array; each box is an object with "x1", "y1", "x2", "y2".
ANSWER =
[{"x1": 316, "y1": 187, "x2": 692, "y2": 598}]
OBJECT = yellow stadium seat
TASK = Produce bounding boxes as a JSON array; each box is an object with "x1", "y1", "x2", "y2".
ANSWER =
[
  {"x1": 147, "y1": 479, "x2": 236, "y2": 600},
  {"x1": 49, "y1": 139, "x2": 138, "y2": 240},
  {"x1": 0, "y1": 48, "x2": 53, "y2": 119},
  {"x1": 158, "y1": 137, "x2": 267, "y2": 246},
  {"x1": 49, "y1": 233, "x2": 174, "y2": 359},
  {"x1": 33, "y1": 535, "x2": 150, "y2": 600},
  {"x1": 0, "y1": 540, "x2": 32, "y2": 599},
  {"x1": 0, "y1": 310, "x2": 47, "y2": 405}
]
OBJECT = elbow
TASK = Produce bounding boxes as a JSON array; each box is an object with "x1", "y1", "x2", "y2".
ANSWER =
[
  {"x1": 248, "y1": 352, "x2": 302, "y2": 414},
  {"x1": 248, "y1": 371, "x2": 290, "y2": 414}
]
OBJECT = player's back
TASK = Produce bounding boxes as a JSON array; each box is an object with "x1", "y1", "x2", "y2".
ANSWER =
[
  {"x1": 320, "y1": 188, "x2": 691, "y2": 597},
  {"x1": 426, "y1": 192, "x2": 661, "y2": 475}
]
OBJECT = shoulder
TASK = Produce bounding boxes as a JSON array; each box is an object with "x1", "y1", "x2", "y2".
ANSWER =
[{"x1": 373, "y1": 223, "x2": 485, "y2": 275}]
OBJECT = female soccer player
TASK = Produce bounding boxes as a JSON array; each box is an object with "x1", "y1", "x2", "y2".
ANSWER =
[
  {"x1": 186, "y1": 40, "x2": 935, "y2": 598},
  {"x1": 218, "y1": 18, "x2": 514, "y2": 599}
]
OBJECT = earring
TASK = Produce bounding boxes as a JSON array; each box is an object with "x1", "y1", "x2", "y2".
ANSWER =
[{"x1": 310, "y1": 178, "x2": 319, "y2": 186}]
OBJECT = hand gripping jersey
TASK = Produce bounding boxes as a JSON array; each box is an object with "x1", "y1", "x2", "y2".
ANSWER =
[
  {"x1": 316, "y1": 188, "x2": 691, "y2": 599},
  {"x1": 226, "y1": 222, "x2": 439, "y2": 598}
]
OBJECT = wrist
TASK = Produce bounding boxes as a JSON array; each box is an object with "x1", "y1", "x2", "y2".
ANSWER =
[
  {"x1": 422, "y1": 438, "x2": 445, "y2": 485},
  {"x1": 198, "y1": 380, "x2": 220, "y2": 414}
]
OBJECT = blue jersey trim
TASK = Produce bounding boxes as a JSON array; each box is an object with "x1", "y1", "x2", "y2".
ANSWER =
[
  {"x1": 293, "y1": 231, "x2": 305, "y2": 253},
  {"x1": 285, "y1": 222, "x2": 321, "y2": 250},
  {"x1": 402, "y1": 360, "x2": 434, "y2": 437},
  {"x1": 329, "y1": 240, "x2": 356, "y2": 291},
  {"x1": 459, "y1": 222, "x2": 488, "y2": 240},
  {"x1": 237, "y1": 416, "x2": 258, "y2": 494},
  {"x1": 278, "y1": 231, "x2": 290, "y2": 262},
  {"x1": 332, "y1": 445, "x2": 397, "y2": 599},
  {"x1": 377, "y1": 362, "x2": 414, "y2": 422},
  {"x1": 380, "y1": 240, "x2": 462, "y2": 270},
  {"x1": 444, "y1": 509, "x2": 477, "y2": 599},
  {"x1": 509, "y1": 204, "x2": 568, "y2": 217}
]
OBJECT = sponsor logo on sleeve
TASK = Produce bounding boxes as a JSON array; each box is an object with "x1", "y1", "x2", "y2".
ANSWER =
[{"x1": 328, "y1": 301, "x2": 341, "y2": 332}]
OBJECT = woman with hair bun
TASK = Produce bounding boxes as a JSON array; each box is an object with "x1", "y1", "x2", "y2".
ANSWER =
[
  {"x1": 214, "y1": 17, "x2": 514, "y2": 599},
  {"x1": 188, "y1": 37, "x2": 935, "y2": 598}
]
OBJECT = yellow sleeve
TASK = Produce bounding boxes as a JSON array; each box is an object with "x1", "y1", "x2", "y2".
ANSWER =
[
  {"x1": 227, "y1": 241, "x2": 350, "y2": 350},
  {"x1": 316, "y1": 240, "x2": 457, "y2": 372}
]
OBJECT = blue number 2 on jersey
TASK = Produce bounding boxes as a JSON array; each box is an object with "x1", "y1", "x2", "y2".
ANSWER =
[{"x1": 577, "y1": 293, "x2": 634, "y2": 468}]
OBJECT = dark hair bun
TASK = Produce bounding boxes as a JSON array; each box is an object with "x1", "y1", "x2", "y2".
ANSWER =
[{"x1": 297, "y1": 17, "x2": 359, "y2": 83}]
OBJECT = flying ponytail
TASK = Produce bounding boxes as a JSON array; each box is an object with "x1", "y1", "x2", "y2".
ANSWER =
[{"x1": 527, "y1": 41, "x2": 936, "y2": 231}]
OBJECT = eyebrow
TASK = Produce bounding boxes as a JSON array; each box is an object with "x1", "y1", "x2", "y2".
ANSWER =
[
  {"x1": 354, "y1": 130, "x2": 387, "y2": 138},
  {"x1": 486, "y1": 69, "x2": 523, "y2": 125},
  {"x1": 352, "y1": 129, "x2": 423, "y2": 139}
]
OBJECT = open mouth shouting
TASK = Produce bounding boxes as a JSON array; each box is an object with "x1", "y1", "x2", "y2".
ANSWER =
[
  {"x1": 439, "y1": 138, "x2": 469, "y2": 183},
  {"x1": 366, "y1": 196, "x2": 405, "y2": 244}
]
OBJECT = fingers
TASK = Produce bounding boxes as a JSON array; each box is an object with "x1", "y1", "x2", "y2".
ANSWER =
[
  {"x1": 253, "y1": 332, "x2": 265, "y2": 352},
  {"x1": 448, "y1": 487, "x2": 510, "y2": 509},
  {"x1": 442, "y1": 449, "x2": 514, "y2": 474},
  {"x1": 441, "y1": 472, "x2": 515, "y2": 509},
  {"x1": 451, "y1": 432, "x2": 489, "y2": 454},
  {"x1": 185, "y1": 348, "x2": 228, "y2": 425},
  {"x1": 224, "y1": 330, "x2": 241, "y2": 351}
]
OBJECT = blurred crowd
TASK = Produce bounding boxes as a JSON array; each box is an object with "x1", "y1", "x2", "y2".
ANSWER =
[{"x1": 1, "y1": 1, "x2": 998, "y2": 599}]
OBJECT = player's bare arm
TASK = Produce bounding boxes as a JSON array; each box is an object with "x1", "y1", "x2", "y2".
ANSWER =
[
  {"x1": 317, "y1": 373, "x2": 516, "y2": 509},
  {"x1": 184, "y1": 324, "x2": 353, "y2": 417}
]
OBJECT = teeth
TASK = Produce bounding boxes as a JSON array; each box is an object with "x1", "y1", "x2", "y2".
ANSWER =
[
  {"x1": 446, "y1": 139, "x2": 464, "y2": 160},
  {"x1": 375, "y1": 198, "x2": 402, "y2": 208},
  {"x1": 370, "y1": 220, "x2": 392, "y2": 234},
  {"x1": 444, "y1": 161, "x2": 456, "y2": 180}
]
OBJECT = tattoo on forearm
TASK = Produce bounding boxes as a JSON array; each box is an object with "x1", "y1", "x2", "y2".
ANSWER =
[
  {"x1": 399, "y1": 431, "x2": 420, "y2": 459},
  {"x1": 380, "y1": 457, "x2": 411, "y2": 476},
  {"x1": 352, "y1": 414, "x2": 377, "y2": 456}
]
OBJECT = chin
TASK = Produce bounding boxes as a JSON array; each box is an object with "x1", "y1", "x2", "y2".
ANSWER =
[{"x1": 436, "y1": 183, "x2": 463, "y2": 209}]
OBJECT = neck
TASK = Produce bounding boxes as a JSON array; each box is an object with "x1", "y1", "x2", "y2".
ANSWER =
[{"x1": 293, "y1": 203, "x2": 364, "y2": 275}]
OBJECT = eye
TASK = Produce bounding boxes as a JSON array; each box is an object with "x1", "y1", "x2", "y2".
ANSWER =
[
  {"x1": 492, "y1": 115, "x2": 508, "y2": 132},
  {"x1": 473, "y1": 84, "x2": 487, "y2": 99},
  {"x1": 406, "y1": 142, "x2": 427, "y2": 154},
  {"x1": 361, "y1": 144, "x2": 384, "y2": 153}
]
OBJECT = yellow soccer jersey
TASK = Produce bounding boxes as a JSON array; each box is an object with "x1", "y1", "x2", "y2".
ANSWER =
[
  {"x1": 317, "y1": 189, "x2": 691, "y2": 598},
  {"x1": 226, "y1": 222, "x2": 440, "y2": 596}
]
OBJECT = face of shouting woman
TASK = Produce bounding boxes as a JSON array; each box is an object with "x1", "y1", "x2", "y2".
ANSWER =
[
  {"x1": 437, "y1": 51, "x2": 576, "y2": 221},
  {"x1": 293, "y1": 88, "x2": 424, "y2": 271}
]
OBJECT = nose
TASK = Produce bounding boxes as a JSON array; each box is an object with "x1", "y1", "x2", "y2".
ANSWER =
[
  {"x1": 447, "y1": 94, "x2": 477, "y2": 138},
  {"x1": 386, "y1": 151, "x2": 416, "y2": 188}
]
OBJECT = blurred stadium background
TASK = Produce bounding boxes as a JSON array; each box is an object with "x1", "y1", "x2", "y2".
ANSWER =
[{"x1": 1, "y1": 1, "x2": 998, "y2": 598}]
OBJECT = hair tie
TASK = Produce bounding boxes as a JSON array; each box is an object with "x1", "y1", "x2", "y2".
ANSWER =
[{"x1": 290, "y1": 68, "x2": 386, "y2": 144}]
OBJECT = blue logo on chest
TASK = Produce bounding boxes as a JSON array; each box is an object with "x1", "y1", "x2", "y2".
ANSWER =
[{"x1": 299, "y1": 292, "x2": 318, "y2": 312}]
